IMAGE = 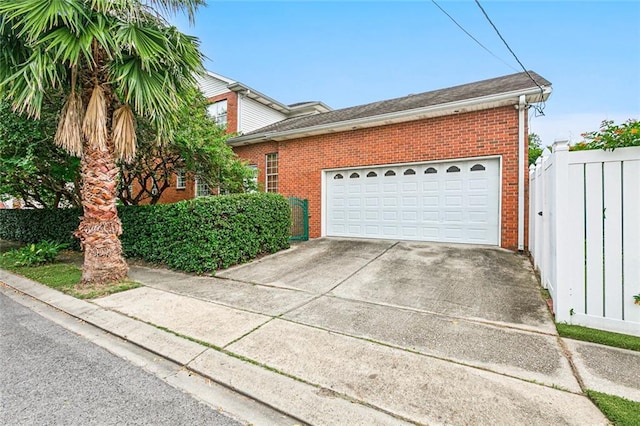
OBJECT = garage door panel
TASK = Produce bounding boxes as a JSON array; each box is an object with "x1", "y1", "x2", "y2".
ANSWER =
[
  {"x1": 445, "y1": 196, "x2": 463, "y2": 206},
  {"x1": 383, "y1": 197, "x2": 397, "y2": 207},
  {"x1": 423, "y1": 181, "x2": 439, "y2": 191},
  {"x1": 401, "y1": 227, "x2": 418, "y2": 237},
  {"x1": 365, "y1": 197, "x2": 378, "y2": 207},
  {"x1": 423, "y1": 211, "x2": 439, "y2": 222},
  {"x1": 468, "y1": 211, "x2": 489, "y2": 223},
  {"x1": 402, "y1": 211, "x2": 418, "y2": 221},
  {"x1": 468, "y1": 195, "x2": 488, "y2": 207},
  {"x1": 422, "y1": 227, "x2": 440, "y2": 238},
  {"x1": 382, "y1": 211, "x2": 398, "y2": 220},
  {"x1": 326, "y1": 158, "x2": 500, "y2": 245},
  {"x1": 402, "y1": 197, "x2": 418, "y2": 206},
  {"x1": 348, "y1": 210, "x2": 361, "y2": 220},
  {"x1": 445, "y1": 180, "x2": 463, "y2": 190},
  {"x1": 423, "y1": 196, "x2": 439, "y2": 206},
  {"x1": 443, "y1": 211, "x2": 463, "y2": 222},
  {"x1": 365, "y1": 225, "x2": 379, "y2": 235}
]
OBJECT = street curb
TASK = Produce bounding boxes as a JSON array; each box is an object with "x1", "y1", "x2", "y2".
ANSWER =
[{"x1": 0, "y1": 270, "x2": 410, "y2": 426}]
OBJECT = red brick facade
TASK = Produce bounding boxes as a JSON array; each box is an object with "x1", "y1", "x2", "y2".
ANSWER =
[
  {"x1": 132, "y1": 91, "x2": 239, "y2": 205},
  {"x1": 233, "y1": 106, "x2": 529, "y2": 250}
]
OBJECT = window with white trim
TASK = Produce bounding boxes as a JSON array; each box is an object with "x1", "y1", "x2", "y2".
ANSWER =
[
  {"x1": 195, "y1": 177, "x2": 210, "y2": 197},
  {"x1": 176, "y1": 169, "x2": 186, "y2": 189},
  {"x1": 208, "y1": 99, "x2": 227, "y2": 126},
  {"x1": 265, "y1": 153, "x2": 278, "y2": 193}
]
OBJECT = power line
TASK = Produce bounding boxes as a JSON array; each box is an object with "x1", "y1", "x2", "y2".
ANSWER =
[
  {"x1": 473, "y1": 0, "x2": 546, "y2": 115},
  {"x1": 430, "y1": 0, "x2": 518, "y2": 73}
]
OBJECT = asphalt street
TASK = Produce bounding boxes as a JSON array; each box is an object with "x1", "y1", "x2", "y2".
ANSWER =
[{"x1": 0, "y1": 291, "x2": 242, "y2": 426}]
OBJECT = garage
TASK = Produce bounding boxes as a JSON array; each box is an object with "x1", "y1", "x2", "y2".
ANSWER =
[{"x1": 325, "y1": 157, "x2": 500, "y2": 245}]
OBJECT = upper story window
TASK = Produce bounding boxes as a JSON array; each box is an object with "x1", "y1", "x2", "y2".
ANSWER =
[
  {"x1": 266, "y1": 153, "x2": 278, "y2": 193},
  {"x1": 208, "y1": 99, "x2": 227, "y2": 126},
  {"x1": 175, "y1": 169, "x2": 186, "y2": 189}
]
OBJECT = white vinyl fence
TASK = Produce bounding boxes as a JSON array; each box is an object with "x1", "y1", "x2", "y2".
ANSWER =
[{"x1": 529, "y1": 141, "x2": 640, "y2": 336}]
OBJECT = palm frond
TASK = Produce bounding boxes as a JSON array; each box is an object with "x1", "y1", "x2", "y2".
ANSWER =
[
  {"x1": 55, "y1": 91, "x2": 84, "y2": 157},
  {"x1": 112, "y1": 105, "x2": 137, "y2": 163},
  {"x1": 0, "y1": 0, "x2": 88, "y2": 43},
  {"x1": 83, "y1": 85, "x2": 108, "y2": 151},
  {"x1": 1, "y1": 47, "x2": 66, "y2": 118},
  {"x1": 143, "y1": 0, "x2": 206, "y2": 24}
]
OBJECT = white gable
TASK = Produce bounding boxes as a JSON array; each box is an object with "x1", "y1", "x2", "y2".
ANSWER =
[{"x1": 196, "y1": 72, "x2": 234, "y2": 99}]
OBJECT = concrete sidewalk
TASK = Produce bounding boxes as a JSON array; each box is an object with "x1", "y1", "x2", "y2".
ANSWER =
[{"x1": 1, "y1": 239, "x2": 638, "y2": 424}]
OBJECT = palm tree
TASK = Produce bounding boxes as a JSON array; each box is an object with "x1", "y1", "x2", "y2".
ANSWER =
[{"x1": 0, "y1": 0, "x2": 205, "y2": 284}]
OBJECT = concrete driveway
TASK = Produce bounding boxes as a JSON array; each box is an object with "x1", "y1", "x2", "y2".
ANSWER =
[
  {"x1": 96, "y1": 237, "x2": 605, "y2": 424},
  {"x1": 218, "y1": 238, "x2": 552, "y2": 332},
  {"x1": 215, "y1": 238, "x2": 580, "y2": 392}
]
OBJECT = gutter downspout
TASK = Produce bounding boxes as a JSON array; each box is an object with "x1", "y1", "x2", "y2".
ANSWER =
[{"x1": 517, "y1": 94, "x2": 526, "y2": 251}]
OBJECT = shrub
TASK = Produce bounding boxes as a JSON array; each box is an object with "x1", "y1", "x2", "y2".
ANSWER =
[
  {"x1": 0, "y1": 193, "x2": 291, "y2": 273},
  {"x1": 5, "y1": 241, "x2": 68, "y2": 266},
  {"x1": 120, "y1": 193, "x2": 291, "y2": 273},
  {"x1": 571, "y1": 119, "x2": 640, "y2": 151},
  {"x1": 0, "y1": 208, "x2": 81, "y2": 249}
]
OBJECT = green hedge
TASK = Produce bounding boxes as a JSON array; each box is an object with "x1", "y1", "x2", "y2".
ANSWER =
[
  {"x1": 0, "y1": 193, "x2": 291, "y2": 273},
  {"x1": 0, "y1": 207, "x2": 81, "y2": 249}
]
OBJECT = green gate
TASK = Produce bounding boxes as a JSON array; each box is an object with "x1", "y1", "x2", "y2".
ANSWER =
[{"x1": 288, "y1": 197, "x2": 309, "y2": 241}]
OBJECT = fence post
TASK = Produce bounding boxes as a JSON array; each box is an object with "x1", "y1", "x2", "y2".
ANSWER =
[
  {"x1": 528, "y1": 163, "x2": 536, "y2": 259},
  {"x1": 553, "y1": 140, "x2": 572, "y2": 322}
]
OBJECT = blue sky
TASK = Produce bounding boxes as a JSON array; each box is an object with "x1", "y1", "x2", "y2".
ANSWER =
[{"x1": 174, "y1": 1, "x2": 640, "y2": 145}]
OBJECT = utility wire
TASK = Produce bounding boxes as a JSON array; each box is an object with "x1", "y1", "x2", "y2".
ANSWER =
[
  {"x1": 430, "y1": 0, "x2": 518, "y2": 73},
  {"x1": 473, "y1": 0, "x2": 546, "y2": 115}
]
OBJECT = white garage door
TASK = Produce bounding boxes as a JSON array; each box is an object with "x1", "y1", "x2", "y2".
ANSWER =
[{"x1": 325, "y1": 158, "x2": 500, "y2": 245}]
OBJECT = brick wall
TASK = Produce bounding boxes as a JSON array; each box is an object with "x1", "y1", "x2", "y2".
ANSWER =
[
  {"x1": 234, "y1": 105, "x2": 528, "y2": 250},
  {"x1": 207, "y1": 92, "x2": 238, "y2": 133}
]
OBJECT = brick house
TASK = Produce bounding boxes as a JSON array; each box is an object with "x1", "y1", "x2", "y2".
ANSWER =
[
  {"x1": 156, "y1": 71, "x2": 331, "y2": 203},
  {"x1": 228, "y1": 72, "x2": 552, "y2": 251}
]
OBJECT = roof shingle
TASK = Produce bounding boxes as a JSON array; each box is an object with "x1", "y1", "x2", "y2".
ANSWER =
[{"x1": 242, "y1": 71, "x2": 551, "y2": 136}]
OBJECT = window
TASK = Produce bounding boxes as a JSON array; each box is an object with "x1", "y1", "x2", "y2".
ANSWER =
[
  {"x1": 425, "y1": 167, "x2": 438, "y2": 174},
  {"x1": 349, "y1": 172, "x2": 360, "y2": 179},
  {"x1": 195, "y1": 177, "x2": 210, "y2": 197},
  {"x1": 471, "y1": 164, "x2": 486, "y2": 171},
  {"x1": 266, "y1": 153, "x2": 278, "y2": 193},
  {"x1": 384, "y1": 170, "x2": 396, "y2": 176},
  {"x1": 366, "y1": 171, "x2": 377, "y2": 177},
  {"x1": 403, "y1": 169, "x2": 416, "y2": 175},
  {"x1": 176, "y1": 169, "x2": 186, "y2": 189},
  {"x1": 208, "y1": 99, "x2": 227, "y2": 126},
  {"x1": 333, "y1": 173, "x2": 344, "y2": 180},
  {"x1": 446, "y1": 166, "x2": 461, "y2": 173}
]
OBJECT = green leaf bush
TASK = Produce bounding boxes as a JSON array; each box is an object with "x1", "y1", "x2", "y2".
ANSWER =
[
  {"x1": 0, "y1": 193, "x2": 291, "y2": 273},
  {"x1": 5, "y1": 241, "x2": 69, "y2": 266}
]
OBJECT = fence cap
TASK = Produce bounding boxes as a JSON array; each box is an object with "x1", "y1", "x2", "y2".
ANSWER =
[{"x1": 552, "y1": 140, "x2": 570, "y2": 151}]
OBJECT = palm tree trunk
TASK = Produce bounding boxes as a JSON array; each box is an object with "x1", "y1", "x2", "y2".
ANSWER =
[{"x1": 75, "y1": 139, "x2": 128, "y2": 284}]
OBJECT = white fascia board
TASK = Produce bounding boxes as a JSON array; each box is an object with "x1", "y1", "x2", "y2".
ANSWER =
[
  {"x1": 204, "y1": 70, "x2": 235, "y2": 84},
  {"x1": 226, "y1": 82, "x2": 291, "y2": 113},
  {"x1": 229, "y1": 86, "x2": 551, "y2": 146}
]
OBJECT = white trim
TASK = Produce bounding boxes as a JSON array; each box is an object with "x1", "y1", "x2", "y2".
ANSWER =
[
  {"x1": 517, "y1": 95, "x2": 526, "y2": 251},
  {"x1": 498, "y1": 155, "x2": 504, "y2": 247},
  {"x1": 321, "y1": 171, "x2": 327, "y2": 237},
  {"x1": 229, "y1": 86, "x2": 551, "y2": 146}
]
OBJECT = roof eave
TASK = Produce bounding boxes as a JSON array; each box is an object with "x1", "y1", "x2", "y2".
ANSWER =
[
  {"x1": 226, "y1": 82, "x2": 291, "y2": 113},
  {"x1": 228, "y1": 86, "x2": 551, "y2": 146}
]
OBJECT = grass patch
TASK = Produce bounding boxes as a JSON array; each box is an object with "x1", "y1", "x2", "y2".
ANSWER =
[
  {"x1": 586, "y1": 390, "x2": 640, "y2": 425},
  {"x1": 0, "y1": 250, "x2": 140, "y2": 299},
  {"x1": 557, "y1": 323, "x2": 640, "y2": 352}
]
